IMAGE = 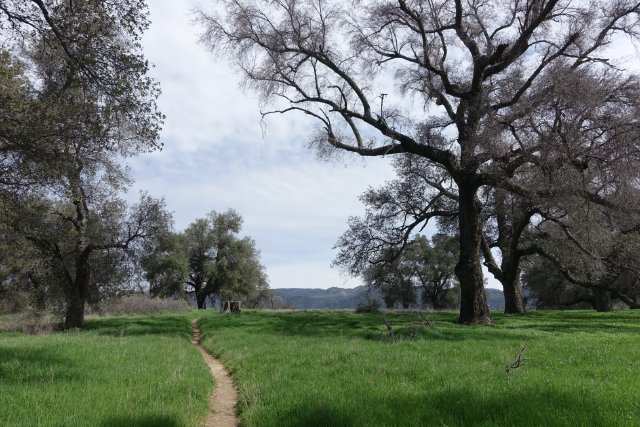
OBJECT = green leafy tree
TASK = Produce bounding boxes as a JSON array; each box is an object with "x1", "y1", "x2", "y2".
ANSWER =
[
  {"x1": 1, "y1": 0, "x2": 161, "y2": 114},
  {"x1": 140, "y1": 232, "x2": 189, "y2": 299},
  {"x1": 142, "y1": 209, "x2": 269, "y2": 309},
  {"x1": 363, "y1": 248, "x2": 417, "y2": 309},
  {"x1": 0, "y1": 0, "x2": 165, "y2": 328},
  {"x1": 1, "y1": 1, "x2": 162, "y2": 196},
  {"x1": 407, "y1": 234, "x2": 460, "y2": 310},
  {"x1": 522, "y1": 257, "x2": 606, "y2": 310},
  {"x1": 3, "y1": 192, "x2": 172, "y2": 328},
  {"x1": 360, "y1": 234, "x2": 459, "y2": 310}
]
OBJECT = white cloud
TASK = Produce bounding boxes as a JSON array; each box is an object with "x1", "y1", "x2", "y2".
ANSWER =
[
  {"x1": 267, "y1": 261, "x2": 362, "y2": 289},
  {"x1": 130, "y1": 0, "x2": 397, "y2": 290}
]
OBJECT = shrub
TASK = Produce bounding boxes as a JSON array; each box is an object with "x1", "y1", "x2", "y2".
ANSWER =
[
  {"x1": 0, "y1": 310, "x2": 60, "y2": 334},
  {"x1": 0, "y1": 290, "x2": 30, "y2": 314},
  {"x1": 102, "y1": 294, "x2": 191, "y2": 315},
  {"x1": 355, "y1": 295, "x2": 381, "y2": 313}
]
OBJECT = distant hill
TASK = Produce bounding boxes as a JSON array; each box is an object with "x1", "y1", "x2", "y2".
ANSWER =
[
  {"x1": 273, "y1": 286, "x2": 506, "y2": 311},
  {"x1": 485, "y1": 288, "x2": 505, "y2": 310},
  {"x1": 273, "y1": 286, "x2": 371, "y2": 309}
]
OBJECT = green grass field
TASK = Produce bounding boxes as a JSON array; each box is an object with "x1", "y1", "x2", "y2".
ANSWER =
[
  {"x1": 0, "y1": 312, "x2": 211, "y2": 427},
  {"x1": 1, "y1": 309, "x2": 639, "y2": 426},
  {"x1": 198, "y1": 310, "x2": 640, "y2": 427}
]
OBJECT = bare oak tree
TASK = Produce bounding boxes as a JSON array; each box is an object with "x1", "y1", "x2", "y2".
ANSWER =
[
  {"x1": 526, "y1": 197, "x2": 640, "y2": 310},
  {"x1": 198, "y1": 0, "x2": 640, "y2": 323}
]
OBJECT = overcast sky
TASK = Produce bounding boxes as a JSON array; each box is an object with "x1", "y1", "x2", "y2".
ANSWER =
[
  {"x1": 128, "y1": 0, "x2": 401, "y2": 289},
  {"x1": 130, "y1": 0, "x2": 640, "y2": 291}
]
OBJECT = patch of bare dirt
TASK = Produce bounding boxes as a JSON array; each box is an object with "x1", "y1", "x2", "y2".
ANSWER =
[{"x1": 192, "y1": 320, "x2": 239, "y2": 427}]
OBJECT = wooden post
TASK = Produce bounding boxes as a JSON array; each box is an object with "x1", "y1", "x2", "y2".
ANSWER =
[
  {"x1": 230, "y1": 301, "x2": 241, "y2": 312},
  {"x1": 221, "y1": 300, "x2": 241, "y2": 313}
]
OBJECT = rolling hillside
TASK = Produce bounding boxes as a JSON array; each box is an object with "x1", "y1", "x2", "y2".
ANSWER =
[{"x1": 273, "y1": 286, "x2": 506, "y2": 310}]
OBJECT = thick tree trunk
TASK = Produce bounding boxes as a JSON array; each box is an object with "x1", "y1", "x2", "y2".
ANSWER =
[
  {"x1": 594, "y1": 288, "x2": 612, "y2": 312},
  {"x1": 196, "y1": 292, "x2": 207, "y2": 309},
  {"x1": 455, "y1": 184, "x2": 492, "y2": 324},
  {"x1": 64, "y1": 280, "x2": 86, "y2": 329},
  {"x1": 64, "y1": 256, "x2": 90, "y2": 329},
  {"x1": 502, "y1": 264, "x2": 525, "y2": 314}
]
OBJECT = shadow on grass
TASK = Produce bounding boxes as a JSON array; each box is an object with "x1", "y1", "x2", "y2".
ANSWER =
[
  {"x1": 200, "y1": 311, "x2": 536, "y2": 343},
  {"x1": 267, "y1": 387, "x2": 610, "y2": 427},
  {"x1": 512, "y1": 321, "x2": 640, "y2": 334},
  {"x1": 200, "y1": 309, "x2": 640, "y2": 345},
  {"x1": 101, "y1": 414, "x2": 182, "y2": 427},
  {"x1": 515, "y1": 309, "x2": 640, "y2": 322},
  {"x1": 83, "y1": 313, "x2": 193, "y2": 341},
  {"x1": 0, "y1": 345, "x2": 79, "y2": 385},
  {"x1": 277, "y1": 403, "x2": 355, "y2": 427}
]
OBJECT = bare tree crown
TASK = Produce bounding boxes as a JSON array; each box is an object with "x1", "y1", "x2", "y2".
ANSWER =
[{"x1": 198, "y1": 0, "x2": 640, "y2": 186}]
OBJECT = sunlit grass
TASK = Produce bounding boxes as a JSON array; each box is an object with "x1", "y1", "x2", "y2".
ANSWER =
[
  {"x1": 0, "y1": 312, "x2": 211, "y2": 427},
  {"x1": 199, "y1": 310, "x2": 640, "y2": 427}
]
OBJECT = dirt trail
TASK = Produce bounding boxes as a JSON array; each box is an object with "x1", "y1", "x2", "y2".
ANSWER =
[{"x1": 191, "y1": 320, "x2": 239, "y2": 427}]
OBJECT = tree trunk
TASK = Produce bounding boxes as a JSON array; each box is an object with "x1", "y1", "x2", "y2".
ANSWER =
[
  {"x1": 221, "y1": 301, "x2": 242, "y2": 313},
  {"x1": 63, "y1": 255, "x2": 90, "y2": 329},
  {"x1": 63, "y1": 281, "x2": 86, "y2": 329},
  {"x1": 594, "y1": 288, "x2": 612, "y2": 312},
  {"x1": 502, "y1": 264, "x2": 525, "y2": 314},
  {"x1": 455, "y1": 184, "x2": 492, "y2": 324},
  {"x1": 430, "y1": 292, "x2": 442, "y2": 310},
  {"x1": 196, "y1": 292, "x2": 207, "y2": 309}
]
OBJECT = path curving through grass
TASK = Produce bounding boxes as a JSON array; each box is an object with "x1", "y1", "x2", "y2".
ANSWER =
[
  {"x1": 197, "y1": 310, "x2": 640, "y2": 426},
  {"x1": 191, "y1": 319, "x2": 239, "y2": 427}
]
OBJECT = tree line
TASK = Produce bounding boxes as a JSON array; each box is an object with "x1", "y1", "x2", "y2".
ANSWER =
[
  {"x1": 0, "y1": 1, "x2": 269, "y2": 328},
  {"x1": 4, "y1": 0, "x2": 640, "y2": 328},
  {"x1": 334, "y1": 154, "x2": 640, "y2": 313}
]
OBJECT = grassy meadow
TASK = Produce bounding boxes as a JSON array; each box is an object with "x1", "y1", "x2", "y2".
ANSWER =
[
  {"x1": 198, "y1": 310, "x2": 640, "y2": 427},
  {"x1": 0, "y1": 312, "x2": 211, "y2": 427},
  {"x1": 1, "y1": 309, "x2": 639, "y2": 426}
]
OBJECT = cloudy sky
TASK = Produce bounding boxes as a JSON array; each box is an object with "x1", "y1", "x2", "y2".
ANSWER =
[
  {"x1": 129, "y1": 0, "x2": 399, "y2": 289},
  {"x1": 129, "y1": 0, "x2": 639, "y2": 291}
]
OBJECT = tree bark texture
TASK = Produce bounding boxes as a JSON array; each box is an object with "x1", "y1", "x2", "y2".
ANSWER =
[
  {"x1": 502, "y1": 263, "x2": 525, "y2": 314},
  {"x1": 196, "y1": 292, "x2": 207, "y2": 309},
  {"x1": 455, "y1": 184, "x2": 492, "y2": 324},
  {"x1": 63, "y1": 281, "x2": 86, "y2": 329},
  {"x1": 63, "y1": 253, "x2": 90, "y2": 329}
]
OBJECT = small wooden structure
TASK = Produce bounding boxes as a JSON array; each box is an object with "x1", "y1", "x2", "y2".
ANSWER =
[{"x1": 221, "y1": 300, "x2": 241, "y2": 313}]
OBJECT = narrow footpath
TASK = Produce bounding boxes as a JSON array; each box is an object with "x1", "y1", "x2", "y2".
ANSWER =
[{"x1": 191, "y1": 320, "x2": 239, "y2": 427}]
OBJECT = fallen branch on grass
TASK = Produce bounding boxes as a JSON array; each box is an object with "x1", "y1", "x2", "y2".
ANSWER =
[{"x1": 505, "y1": 345, "x2": 526, "y2": 373}]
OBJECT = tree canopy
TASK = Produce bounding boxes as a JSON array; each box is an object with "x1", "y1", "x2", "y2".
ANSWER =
[
  {"x1": 0, "y1": 0, "x2": 165, "y2": 328},
  {"x1": 141, "y1": 209, "x2": 269, "y2": 309},
  {"x1": 356, "y1": 234, "x2": 459, "y2": 309}
]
